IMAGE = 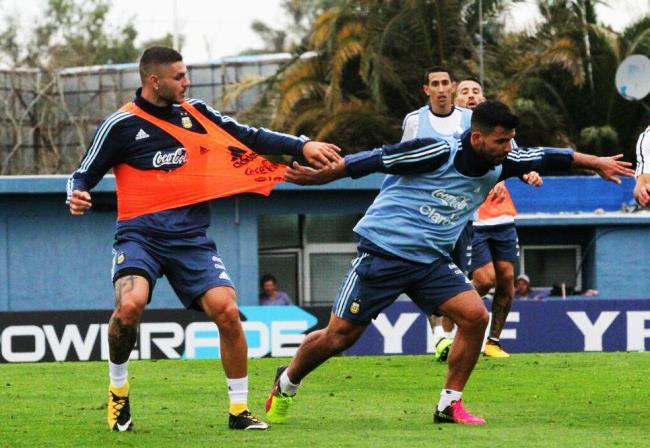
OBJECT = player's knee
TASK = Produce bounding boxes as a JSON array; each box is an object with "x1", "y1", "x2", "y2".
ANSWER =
[
  {"x1": 214, "y1": 301, "x2": 242, "y2": 330},
  {"x1": 462, "y1": 306, "x2": 489, "y2": 331},
  {"x1": 496, "y1": 272, "x2": 515, "y2": 292},
  {"x1": 473, "y1": 274, "x2": 495, "y2": 296},
  {"x1": 115, "y1": 297, "x2": 145, "y2": 324}
]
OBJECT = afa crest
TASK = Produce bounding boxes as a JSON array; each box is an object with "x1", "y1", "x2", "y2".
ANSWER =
[
  {"x1": 350, "y1": 299, "x2": 361, "y2": 314},
  {"x1": 181, "y1": 116, "x2": 193, "y2": 128}
]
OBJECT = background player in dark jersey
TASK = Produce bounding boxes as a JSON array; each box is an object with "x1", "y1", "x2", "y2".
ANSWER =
[
  {"x1": 265, "y1": 100, "x2": 633, "y2": 426},
  {"x1": 67, "y1": 46, "x2": 341, "y2": 432}
]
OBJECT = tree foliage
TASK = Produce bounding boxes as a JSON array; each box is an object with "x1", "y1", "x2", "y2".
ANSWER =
[
  {"x1": 242, "y1": 0, "x2": 511, "y2": 151},
  {"x1": 236, "y1": 0, "x2": 649, "y2": 159}
]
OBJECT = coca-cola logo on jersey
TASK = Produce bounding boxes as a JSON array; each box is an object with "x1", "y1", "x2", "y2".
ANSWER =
[{"x1": 152, "y1": 148, "x2": 188, "y2": 168}]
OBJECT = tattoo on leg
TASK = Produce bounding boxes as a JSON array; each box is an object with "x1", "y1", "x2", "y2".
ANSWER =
[
  {"x1": 489, "y1": 291, "x2": 513, "y2": 339},
  {"x1": 109, "y1": 276, "x2": 139, "y2": 364},
  {"x1": 109, "y1": 316, "x2": 138, "y2": 364},
  {"x1": 114, "y1": 275, "x2": 136, "y2": 311}
]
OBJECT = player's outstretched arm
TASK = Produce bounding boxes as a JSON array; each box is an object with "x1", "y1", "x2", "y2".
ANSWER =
[
  {"x1": 634, "y1": 174, "x2": 650, "y2": 206},
  {"x1": 571, "y1": 153, "x2": 635, "y2": 184},
  {"x1": 301, "y1": 141, "x2": 342, "y2": 169},
  {"x1": 286, "y1": 137, "x2": 451, "y2": 185},
  {"x1": 68, "y1": 190, "x2": 92, "y2": 215},
  {"x1": 284, "y1": 159, "x2": 347, "y2": 185}
]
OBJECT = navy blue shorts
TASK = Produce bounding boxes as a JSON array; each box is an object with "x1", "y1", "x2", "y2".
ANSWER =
[
  {"x1": 332, "y1": 249, "x2": 474, "y2": 325},
  {"x1": 470, "y1": 223, "x2": 520, "y2": 272},
  {"x1": 451, "y1": 221, "x2": 473, "y2": 275},
  {"x1": 111, "y1": 231, "x2": 235, "y2": 310}
]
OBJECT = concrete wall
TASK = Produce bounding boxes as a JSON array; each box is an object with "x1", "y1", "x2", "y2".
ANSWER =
[{"x1": 0, "y1": 175, "x2": 648, "y2": 311}]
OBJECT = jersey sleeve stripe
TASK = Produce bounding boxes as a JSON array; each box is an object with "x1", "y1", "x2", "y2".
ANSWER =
[
  {"x1": 383, "y1": 145, "x2": 450, "y2": 167},
  {"x1": 401, "y1": 111, "x2": 419, "y2": 130},
  {"x1": 78, "y1": 111, "x2": 131, "y2": 173},
  {"x1": 382, "y1": 141, "x2": 448, "y2": 163}
]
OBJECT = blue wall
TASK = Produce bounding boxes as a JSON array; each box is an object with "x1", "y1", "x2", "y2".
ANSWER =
[{"x1": 0, "y1": 175, "x2": 648, "y2": 311}]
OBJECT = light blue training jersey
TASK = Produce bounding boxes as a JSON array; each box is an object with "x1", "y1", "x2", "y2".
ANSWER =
[
  {"x1": 353, "y1": 139, "x2": 502, "y2": 264},
  {"x1": 416, "y1": 105, "x2": 472, "y2": 140}
]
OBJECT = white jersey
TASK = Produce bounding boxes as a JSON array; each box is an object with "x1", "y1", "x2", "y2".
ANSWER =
[
  {"x1": 635, "y1": 126, "x2": 650, "y2": 177},
  {"x1": 401, "y1": 106, "x2": 471, "y2": 142}
]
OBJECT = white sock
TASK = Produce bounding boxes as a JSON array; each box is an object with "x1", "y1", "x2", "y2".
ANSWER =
[
  {"x1": 437, "y1": 389, "x2": 462, "y2": 412},
  {"x1": 226, "y1": 376, "x2": 248, "y2": 405},
  {"x1": 444, "y1": 331, "x2": 454, "y2": 340},
  {"x1": 109, "y1": 360, "x2": 128, "y2": 388},
  {"x1": 432, "y1": 325, "x2": 446, "y2": 344},
  {"x1": 279, "y1": 369, "x2": 300, "y2": 396}
]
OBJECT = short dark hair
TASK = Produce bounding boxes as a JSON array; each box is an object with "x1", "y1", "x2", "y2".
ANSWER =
[
  {"x1": 424, "y1": 65, "x2": 455, "y2": 84},
  {"x1": 458, "y1": 76, "x2": 482, "y2": 87},
  {"x1": 139, "y1": 46, "x2": 183, "y2": 82},
  {"x1": 471, "y1": 100, "x2": 519, "y2": 133},
  {"x1": 260, "y1": 274, "x2": 277, "y2": 287}
]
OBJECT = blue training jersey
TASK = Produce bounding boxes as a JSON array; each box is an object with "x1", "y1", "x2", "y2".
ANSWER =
[
  {"x1": 354, "y1": 140, "x2": 501, "y2": 263},
  {"x1": 345, "y1": 132, "x2": 574, "y2": 263}
]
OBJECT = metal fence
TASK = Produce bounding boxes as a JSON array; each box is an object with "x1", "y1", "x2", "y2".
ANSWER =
[{"x1": 0, "y1": 53, "x2": 291, "y2": 174}]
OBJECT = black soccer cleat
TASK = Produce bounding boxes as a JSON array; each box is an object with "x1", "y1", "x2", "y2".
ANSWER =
[{"x1": 228, "y1": 410, "x2": 269, "y2": 430}]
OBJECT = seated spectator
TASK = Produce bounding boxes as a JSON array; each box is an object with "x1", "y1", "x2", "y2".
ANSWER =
[
  {"x1": 514, "y1": 274, "x2": 550, "y2": 301},
  {"x1": 259, "y1": 274, "x2": 292, "y2": 306}
]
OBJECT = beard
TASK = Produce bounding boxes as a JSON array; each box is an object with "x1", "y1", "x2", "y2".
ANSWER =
[{"x1": 158, "y1": 87, "x2": 184, "y2": 105}]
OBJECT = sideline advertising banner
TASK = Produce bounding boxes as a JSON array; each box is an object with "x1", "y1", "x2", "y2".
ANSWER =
[{"x1": 0, "y1": 300, "x2": 648, "y2": 363}]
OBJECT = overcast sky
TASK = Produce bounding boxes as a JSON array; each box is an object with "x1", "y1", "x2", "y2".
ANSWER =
[{"x1": 3, "y1": 0, "x2": 648, "y2": 63}]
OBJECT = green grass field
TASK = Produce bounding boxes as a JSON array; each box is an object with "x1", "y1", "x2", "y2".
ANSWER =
[{"x1": 2, "y1": 353, "x2": 649, "y2": 447}]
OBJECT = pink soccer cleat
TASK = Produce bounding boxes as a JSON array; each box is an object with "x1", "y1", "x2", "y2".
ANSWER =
[{"x1": 433, "y1": 399, "x2": 486, "y2": 425}]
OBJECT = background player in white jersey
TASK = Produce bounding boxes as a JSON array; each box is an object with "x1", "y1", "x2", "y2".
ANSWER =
[
  {"x1": 401, "y1": 66, "x2": 472, "y2": 361},
  {"x1": 456, "y1": 77, "x2": 526, "y2": 358},
  {"x1": 634, "y1": 126, "x2": 650, "y2": 206}
]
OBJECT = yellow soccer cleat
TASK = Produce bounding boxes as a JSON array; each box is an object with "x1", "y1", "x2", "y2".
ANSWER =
[
  {"x1": 265, "y1": 366, "x2": 295, "y2": 423},
  {"x1": 484, "y1": 340, "x2": 511, "y2": 358},
  {"x1": 108, "y1": 382, "x2": 132, "y2": 432},
  {"x1": 434, "y1": 337, "x2": 453, "y2": 362}
]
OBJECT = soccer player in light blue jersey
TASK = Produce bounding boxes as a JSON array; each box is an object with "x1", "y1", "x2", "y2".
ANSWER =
[{"x1": 265, "y1": 100, "x2": 633, "y2": 425}]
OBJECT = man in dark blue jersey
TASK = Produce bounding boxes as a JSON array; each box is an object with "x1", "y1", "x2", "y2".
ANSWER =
[
  {"x1": 67, "y1": 46, "x2": 341, "y2": 432},
  {"x1": 265, "y1": 100, "x2": 633, "y2": 425}
]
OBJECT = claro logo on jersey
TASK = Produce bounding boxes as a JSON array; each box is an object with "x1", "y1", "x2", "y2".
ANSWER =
[
  {"x1": 419, "y1": 189, "x2": 469, "y2": 225},
  {"x1": 152, "y1": 148, "x2": 188, "y2": 169}
]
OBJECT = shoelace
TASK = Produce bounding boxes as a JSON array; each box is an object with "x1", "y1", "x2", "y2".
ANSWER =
[
  {"x1": 239, "y1": 411, "x2": 261, "y2": 423},
  {"x1": 110, "y1": 393, "x2": 127, "y2": 418}
]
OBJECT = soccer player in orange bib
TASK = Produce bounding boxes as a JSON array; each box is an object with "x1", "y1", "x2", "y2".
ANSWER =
[
  {"x1": 67, "y1": 46, "x2": 341, "y2": 432},
  {"x1": 456, "y1": 77, "x2": 538, "y2": 358}
]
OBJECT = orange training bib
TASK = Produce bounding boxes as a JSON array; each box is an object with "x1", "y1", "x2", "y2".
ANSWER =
[{"x1": 113, "y1": 101, "x2": 286, "y2": 220}]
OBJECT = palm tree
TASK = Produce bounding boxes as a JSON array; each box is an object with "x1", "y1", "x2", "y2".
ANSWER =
[
  {"x1": 234, "y1": 0, "x2": 514, "y2": 152},
  {"x1": 490, "y1": 0, "x2": 650, "y2": 160}
]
